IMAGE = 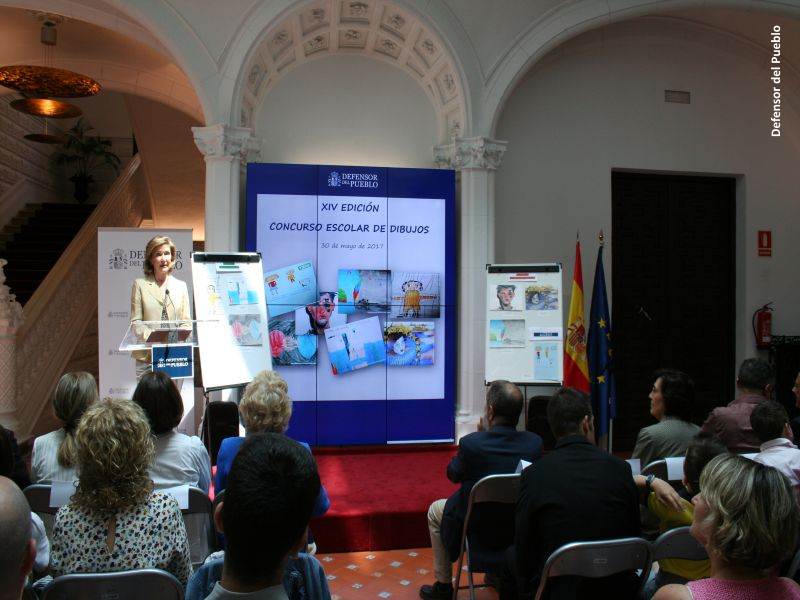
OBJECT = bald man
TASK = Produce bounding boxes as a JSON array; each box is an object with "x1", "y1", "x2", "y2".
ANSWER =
[{"x1": 0, "y1": 476, "x2": 35, "y2": 600}]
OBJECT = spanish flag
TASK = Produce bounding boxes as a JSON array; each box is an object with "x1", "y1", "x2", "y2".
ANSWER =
[{"x1": 564, "y1": 238, "x2": 590, "y2": 392}]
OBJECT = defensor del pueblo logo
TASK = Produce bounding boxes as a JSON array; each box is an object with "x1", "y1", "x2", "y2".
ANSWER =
[{"x1": 327, "y1": 170, "x2": 379, "y2": 189}]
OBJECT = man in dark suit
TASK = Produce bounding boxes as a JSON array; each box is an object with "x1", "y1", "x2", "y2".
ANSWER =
[
  {"x1": 505, "y1": 387, "x2": 640, "y2": 600},
  {"x1": 419, "y1": 380, "x2": 543, "y2": 600}
]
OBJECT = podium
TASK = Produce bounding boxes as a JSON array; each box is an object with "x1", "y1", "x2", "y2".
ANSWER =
[{"x1": 119, "y1": 319, "x2": 213, "y2": 379}]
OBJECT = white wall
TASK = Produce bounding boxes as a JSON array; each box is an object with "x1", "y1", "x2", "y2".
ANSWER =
[
  {"x1": 495, "y1": 17, "x2": 800, "y2": 372},
  {"x1": 255, "y1": 55, "x2": 438, "y2": 167}
]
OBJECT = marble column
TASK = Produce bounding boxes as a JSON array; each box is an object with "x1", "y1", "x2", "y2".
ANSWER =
[
  {"x1": 192, "y1": 123, "x2": 261, "y2": 252},
  {"x1": 191, "y1": 124, "x2": 260, "y2": 404},
  {"x1": 434, "y1": 137, "x2": 507, "y2": 420},
  {"x1": 0, "y1": 259, "x2": 23, "y2": 431}
]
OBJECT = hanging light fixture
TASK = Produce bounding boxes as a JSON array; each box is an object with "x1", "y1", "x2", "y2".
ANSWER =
[
  {"x1": 0, "y1": 13, "x2": 98, "y2": 127},
  {"x1": 10, "y1": 97, "x2": 82, "y2": 118}
]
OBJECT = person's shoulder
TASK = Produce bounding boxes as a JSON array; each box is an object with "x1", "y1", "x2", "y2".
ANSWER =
[
  {"x1": 150, "y1": 490, "x2": 182, "y2": 514},
  {"x1": 653, "y1": 583, "x2": 692, "y2": 600},
  {"x1": 218, "y1": 436, "x2": 244, "y2": 453}
]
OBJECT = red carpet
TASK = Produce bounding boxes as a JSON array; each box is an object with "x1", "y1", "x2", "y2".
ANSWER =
[{"x1": 311, "y1": 445, "x2": 458, "y2": 553}]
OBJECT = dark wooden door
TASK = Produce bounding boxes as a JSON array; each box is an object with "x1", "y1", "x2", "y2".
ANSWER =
[{"x1": 612, "y1": 172, "x2": 735, "y2": 450}]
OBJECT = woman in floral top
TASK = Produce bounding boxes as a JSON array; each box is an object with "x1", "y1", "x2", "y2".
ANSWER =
[{"x1": 50, "y1": 398, "x2": 192, "y2": 585}]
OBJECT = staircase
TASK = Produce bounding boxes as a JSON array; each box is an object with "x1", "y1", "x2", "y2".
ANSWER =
[{"x1": 0, "y1": 203, "x2": 97, "y2": 305}]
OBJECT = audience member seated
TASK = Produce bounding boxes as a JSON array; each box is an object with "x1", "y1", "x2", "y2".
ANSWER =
[
  {"x1": 751, "y1": 399, "x2": 800, "y2": 499},
  {"x1": 635, "y1": 434, "x2": 727, "y2": 598},
  {"x1": 0, "y1": 476, "x2": 35, "y2": 600},
  {"x1": 1, "y1": 427, "x2": 49, "y2": 575},
  {"x1": 502, "y1": 386, "x2": 641, "y2": 600},
  {"x1": 419, "y1": 380, "x2": 543, "y2": 600},
  {"x1": 191, "y1": 432, "x2": 326, "y2": 599},
  {"x1": 632, "y1": 370, "x2": 700, "y2": 468},
  {"x1": 50, "y1": 398, "x2": 192, "y2": 585},
  {"x1": 789, "y1": 371, "x2": 800, "y2": 445},
  {"x1": 654, "y1": 454, "x2": 800, "y2": 599},
  {"x1": 31, "y1": 371, "x2": 97, "y2": 483},
  {"x1": 132, "y1": 371, "x2": 211, "y2": 493},
  {"x1": 215, "y1": 370, "x2": 329, "y2": 519},
  {"x1": 0, "y1": 425, "x2": 30, "y2": 491},
  {"x1": 700, "y1": 358, "x2": 773, "y2": 452}
]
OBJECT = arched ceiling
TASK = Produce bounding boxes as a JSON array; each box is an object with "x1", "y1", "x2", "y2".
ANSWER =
[
  {"x1": 238, "y1": 0, "x2": 467, "y2": 142},
  {"x1": 0, "y1": 5, "x2": 203, "y2": 121}
]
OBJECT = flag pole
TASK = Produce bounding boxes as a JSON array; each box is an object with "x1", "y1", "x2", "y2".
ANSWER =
[{"x1": 598, "y1": 229, "x2": 615, "y2": 454}]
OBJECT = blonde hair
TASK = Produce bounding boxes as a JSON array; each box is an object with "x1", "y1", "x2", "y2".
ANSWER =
[
  {"x1": 52, "y1": 372, "x2": 98, "y2": 468},
  {"x1": 699, "y1": 453, "x2": 799, "y2": 571},
  {"x1": 143, "y1": 235, "x2": 177, "y2": 276},
  {"x1": 239, "y1": 370, "x2": 292, "y2": 433},
  {"x1": 72, "y1": 398, "x2": 154, "y2": 515}
]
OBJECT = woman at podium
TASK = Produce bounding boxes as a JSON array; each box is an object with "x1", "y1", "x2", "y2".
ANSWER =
[{"x1": 130, "y1": 235, "x2": 191, "y2": 380}]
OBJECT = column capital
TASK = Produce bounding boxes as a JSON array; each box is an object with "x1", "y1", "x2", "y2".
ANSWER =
[
  {"x1": 192, "y1": 124, "x2": 260, "y2": 161},
  {"x1": 0, "y1": 259, "x2": 23, "y2": 331},
  {"x1": 433, "y1": 136, "x2": 508, "y2": 170}
]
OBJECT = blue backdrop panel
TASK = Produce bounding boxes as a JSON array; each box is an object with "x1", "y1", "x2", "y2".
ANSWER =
[
  {"x1": 286, "y1": 401, "x2": 317, "y2": 446},
  {"x1": 316, "y1": 400, "x2": 387, "y2": 445},
  {"x1": 246, "y1": 163, "x2": 455, "y2": 446}
]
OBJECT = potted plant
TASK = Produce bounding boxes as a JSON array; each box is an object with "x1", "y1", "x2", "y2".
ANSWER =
[{"x1": 51, "y1": 118, "x2": 121, "y2": 203}]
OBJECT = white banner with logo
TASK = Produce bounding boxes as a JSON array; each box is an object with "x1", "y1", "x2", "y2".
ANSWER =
[{"x1": 97, "y1": 228, "x2": 194, "y2": 416}]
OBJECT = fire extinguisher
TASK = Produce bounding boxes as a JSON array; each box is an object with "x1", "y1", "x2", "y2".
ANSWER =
[{"x1": 752, "y1": 303, "x2": 774, "y2": 349}]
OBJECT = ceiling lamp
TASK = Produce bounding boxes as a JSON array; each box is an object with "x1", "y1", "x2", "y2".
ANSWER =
[
  {"x1": 0, "y1": 13, "x2": 97, "y2": 131},
  {"x1": 10, "y1": 97, "x2": 82, "y2": 119},
  {"x1": 0, "y1": 64, "x2": 99, "y2": 98},
  {"x1": 23, "y1": 132, "x2": 66, "y2": 144}
]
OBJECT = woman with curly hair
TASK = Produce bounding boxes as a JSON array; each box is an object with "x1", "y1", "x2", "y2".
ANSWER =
[
  {"x1": 654, "y1": 453, "x2": 800, "y2": 599},
  {"x1": 215, "y1": 370, "x2": 329, "y2": 519},
  {"x1": 49, "y1": 398, "x2": 192, "y2": 585},
  {"x1": 32, "y1": 371, "x2": 97, "y2": 483}
]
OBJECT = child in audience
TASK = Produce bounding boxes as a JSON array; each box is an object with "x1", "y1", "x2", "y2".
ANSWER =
[
  {"x1": 751, "y1": 400, "x2": 800, "y2": 500},
  {"x1": 638, "y1": 433, "x2": 727, "y2": 598}
]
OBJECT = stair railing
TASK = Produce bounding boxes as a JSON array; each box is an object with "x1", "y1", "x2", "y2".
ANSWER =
[{"x1": 11, "y1": 154, "x2": 147, "y2": 438}]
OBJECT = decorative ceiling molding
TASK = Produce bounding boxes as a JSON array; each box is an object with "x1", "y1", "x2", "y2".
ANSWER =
[{"x1": 238, "y1": 0, "x2": 466, "y2": 142}]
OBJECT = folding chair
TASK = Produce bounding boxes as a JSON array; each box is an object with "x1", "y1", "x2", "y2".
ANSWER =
[
  {"x1": 640, "y1": 460, "x2": 668, "y2": 481},
  {"x1": 23, "y1": 484, "x2": 59, "y2": 540},
  {"x1": 41, "y1": 568, "x2": 183, "y2": 600},
  {"x1": 534, "y1": 537, "x2": 653, "y2": 600},
  {"x1": 452, "y1": 473, "x2": 521, "y2": 600},
  {"x1": 652, "y1": 526, "x2": 707, "y2": 563},
  {"x1": 201, "y1": 401, "x2": 239, "y2": 466},
  {"x1": 182, "y1": 486, "x2": 218, "y2": 568}
]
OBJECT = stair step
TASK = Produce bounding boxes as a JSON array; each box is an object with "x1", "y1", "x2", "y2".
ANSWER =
[{"x1": 0, "y1": 201, "x2": 95, "y2": 306}]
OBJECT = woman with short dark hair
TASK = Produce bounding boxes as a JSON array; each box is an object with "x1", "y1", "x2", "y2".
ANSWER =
[
  {"x1": 632, "y1": 369, "x2": 700, "y2": 467},
  {"x1": 132, "y1": 371, "x2": 211, "y2": 492}
]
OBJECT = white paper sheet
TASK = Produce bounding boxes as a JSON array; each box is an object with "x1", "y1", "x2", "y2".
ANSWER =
[
  {"x1": 626, "y1": 458, "x2": 641, "y2": 476},
  {"x1": 516, "y1": 459, "x2": 532, "y2": 474},
  {"x1": 49, "y1": 480, "x2": 77, "y2": 508},
  {"x1": 665, "y1": 456, "x2": 686, "y2": 481}
]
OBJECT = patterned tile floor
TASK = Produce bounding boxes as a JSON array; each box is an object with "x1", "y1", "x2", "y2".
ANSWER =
[{"x1": 318, "y1": 547, "x2": 499, "y2": 600}]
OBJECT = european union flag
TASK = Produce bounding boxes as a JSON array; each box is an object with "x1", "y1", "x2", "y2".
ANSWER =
[{"x1": 588, "y1": 242, "x2": 616, "y2": 443}]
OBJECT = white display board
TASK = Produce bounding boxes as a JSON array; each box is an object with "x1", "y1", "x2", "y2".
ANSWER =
[
  {"x1": 97, "y1": 228, "x2": 194, "y2": 398},
  {"x1": 191, "y1": 252, "x2": 272, "y2": 390},
  {"x1": 484, "y1": 264, "x2": 564, "y2": 384}
]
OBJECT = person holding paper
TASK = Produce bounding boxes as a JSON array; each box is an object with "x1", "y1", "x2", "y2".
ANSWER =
[
  {"x1": 632, "y1": 369, "x2": 700, "y2": 468},
  {"x1": 49, "y1": 398, "x2": 192, "y2": 585},
  {"x1": 419, "y1": 381, "x2": 542, "y2": 600},
  {"x1": 129, "y1": 234, "x2": 191, "y2": 380},
  {"x1": 636, "y1": 434, "x2": 727, "y2": 598}
]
